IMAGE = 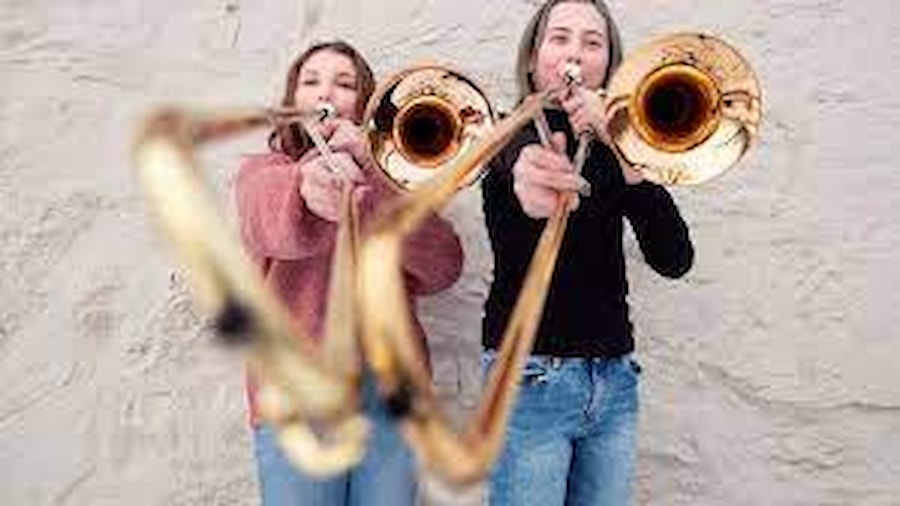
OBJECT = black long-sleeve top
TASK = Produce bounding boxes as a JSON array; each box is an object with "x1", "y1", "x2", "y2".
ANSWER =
[{"x1": 481, "y1": 108, "x2": 694, "y2": 358}]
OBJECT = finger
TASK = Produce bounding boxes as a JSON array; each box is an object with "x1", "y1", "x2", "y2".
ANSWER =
[
  {"x1": 622, "y1": 164, "x2": 646, "y2": 185},
  {"x1": 301, "y1": 158, "x2": 339, "y2": 188},
  {"x1": 298, "y1": 157, "x2": 325, "y2": 183},
  {"x1": 519, "y1": 191, "x2": 558, "y2": 219},
  {"x1": 567, "y1": 193, "x2": 581, "y2": 212},
  {"x1": 329, "y1": 123, "x2": 374, "y2": 171},
  {"x1": 550, "y1": 132, "x2": 567, "y2": 155},
  {"x1": 317, "y1": 118, "x2": 339, "y2": 139},
  {"x1": 569, "y1": 111, "x2": 592, "y2": 136},
  {"x1": 521, "y1": 143, "x2": 571, "y2": 171},
  {"x1": 560, "y1": 92, "x2": 583, "y2": 115},
  {"x1": 305, "y1": 120, "x2": 338, "y2": 147},
  {"x1": 516, "y1": 147, "x2": 552, "y2": 176},
  {"x1": 330, "y1": 152, "x2": 366, "y2": 184},
  {"x1": 518, "y1": 167, "x2": 589, "y2": 193},
  {"x1": 302, "y1": 175, "x2": 341, "y2": 203},
  {"x1": 309, "y1": 155, "x2": 347, "y2": 185},
  {"x1": 305, "y1": 194, "x2": 340, "y2": 221},
  {"x1": 328, "y1": 119, "x2": 362, "y2": 144},
  {"x1": 550, "y1": 86, "x2": 571, "y2": 106}
]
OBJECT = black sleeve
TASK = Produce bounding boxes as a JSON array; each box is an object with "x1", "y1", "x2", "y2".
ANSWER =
[{"x1": 621, "y1": 182, "x2": 694, "y2": 278}]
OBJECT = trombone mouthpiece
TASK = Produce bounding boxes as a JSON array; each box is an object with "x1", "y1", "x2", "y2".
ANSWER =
[
  {"x1": 315, "y1": 102, "x2": 337, "y2": 121},
  {"x1": 563, "y1": 62, "x2": 583, "y2": 86}
]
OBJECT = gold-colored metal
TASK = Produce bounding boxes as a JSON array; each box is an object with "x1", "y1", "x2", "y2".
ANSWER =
[
  {"x1": 366, "y1": 64, "x2": 495, "y2": 191},
  {"x1": 604, "y1": 32, "x2": 762, "y2": 184},
  {"x1": 358, "y1": 63, "x2": 567, "y2": 484},
  {"x1": 355, "y1": 34, "x2": 761, "y2": 484},
  {"x1": 133, "y1": 106, "x2": 369, "y2": 476}
]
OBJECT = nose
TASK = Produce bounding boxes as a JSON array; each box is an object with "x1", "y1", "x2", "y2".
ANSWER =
[
  {"x1": 566, "y1": 49, "x2": 584, "y2": 66},
  {"x1": 317, "y1": 82, "x2": 335, "y2": 103}
]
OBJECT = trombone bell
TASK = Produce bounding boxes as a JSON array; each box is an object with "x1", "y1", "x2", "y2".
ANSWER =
[
  {"x1": 632, "y1": 63, "x2": 721, "y2": 153},
  {"x1": 393, "y1": 95, "x2": 462, "y2": 168},
  {"x1": 605, "y1": 33, "x2": 762, "y2": 185},
  {"x1": 365, "y1": 64, "x2": 495, "y2": 191}
]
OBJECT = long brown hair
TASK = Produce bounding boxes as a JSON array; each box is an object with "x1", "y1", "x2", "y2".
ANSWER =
[
  {"x1": 515, "y1": 0, "x2": 623, "y2": 101},
  {"x1": 268, "y1": 41, "x2": 376, "y2": 160}
]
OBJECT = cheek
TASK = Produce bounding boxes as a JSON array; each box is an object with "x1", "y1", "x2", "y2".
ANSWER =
[
  {"x1": 293, "y1": 87, "x2": 318, "y2": 109},
  {"x1": 534, "y1": 47, "x2": 565, "y2": 88},
  {"x1": 580, "y1": 52, "x2": 609, "y2": 89},
  {"x1": 333, "y1": 90, "x2": 360, "y2": 119}
]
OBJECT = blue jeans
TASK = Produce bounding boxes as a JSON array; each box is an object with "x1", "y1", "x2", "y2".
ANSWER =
[
  {"x1": 253, "y1": 378, "x2": 417, "y2": 506},
  {"x1": 482, "y1": 352, "x2": 640, "y2": 506}
]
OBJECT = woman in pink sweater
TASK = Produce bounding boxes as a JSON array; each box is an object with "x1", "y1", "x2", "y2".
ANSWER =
[{"x1": 235, "y1": 41, "x2": 463, "y2": 506}]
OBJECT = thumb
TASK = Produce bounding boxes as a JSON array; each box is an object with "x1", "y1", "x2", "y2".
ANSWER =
[{"x1": 550, "y1": 132, "x2": 567, "y2": 155}]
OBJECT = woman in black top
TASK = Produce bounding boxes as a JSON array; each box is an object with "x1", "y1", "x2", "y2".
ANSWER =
[{"x1": 481, "y1": 1, "x2": 693, "y2": 504}]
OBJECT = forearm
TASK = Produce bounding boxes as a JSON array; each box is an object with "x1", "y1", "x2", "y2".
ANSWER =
[{"x1": 622, "y1": 182, "x2": 694, "y2": 278}]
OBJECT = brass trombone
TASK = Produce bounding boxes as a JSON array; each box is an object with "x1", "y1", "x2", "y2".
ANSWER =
[
  {"x1": 354, "y1": 33, "x2": 760, "y2": 484},
  {"x1": 133, "y1": 106, "x2": 371, "y2": 476}
]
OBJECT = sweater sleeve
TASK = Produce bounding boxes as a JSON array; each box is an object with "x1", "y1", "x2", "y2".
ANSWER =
[
  {"x1": 400, "y1": 212, "x2": 464, "y2": 296},
  {"x1": 621, "y1": 181, "x2": 694, "y2": 278},
  {"x1": 235, "y1": 153, "x2": 335, "y2": 262}
]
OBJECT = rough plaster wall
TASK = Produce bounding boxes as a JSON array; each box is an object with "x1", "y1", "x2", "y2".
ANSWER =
[{"x1": 1, "y1": 0, "x2": 898, "y2": 505}]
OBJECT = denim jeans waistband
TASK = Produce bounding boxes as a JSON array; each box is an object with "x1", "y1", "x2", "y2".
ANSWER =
[{"x1": 483, "y1": 349, "x2": 633, "y2": 370}]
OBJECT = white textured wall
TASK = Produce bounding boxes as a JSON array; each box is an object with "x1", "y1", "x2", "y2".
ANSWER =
[{"x1": 2, "y1": 1, "x2": 899, "y2": 504}]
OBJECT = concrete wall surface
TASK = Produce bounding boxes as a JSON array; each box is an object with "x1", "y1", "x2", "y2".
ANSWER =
[{"x1": 1, "y1": 0, "x2": 898, "y2": 504}]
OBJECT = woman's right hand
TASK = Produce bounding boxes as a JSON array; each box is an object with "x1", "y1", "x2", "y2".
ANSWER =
[
  {"x1": 512, "y1": 132, "x2": 588, "y2": 219},
  {"x1": 325, "y1": 119, "x2": 371, "y2": 169},
  {"x1": 298, "y1": 151, "x2": 366, "y2": 222}
]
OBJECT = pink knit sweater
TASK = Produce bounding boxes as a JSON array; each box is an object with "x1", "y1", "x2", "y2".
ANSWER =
[{"x1": 235, "y1": 151, "x2": 464, "y2": 425}]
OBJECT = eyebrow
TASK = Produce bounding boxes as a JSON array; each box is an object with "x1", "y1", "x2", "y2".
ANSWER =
[
  {"x1": 545, "y1": 25, "x2": 606, "y2": 38},
  {"x1": 299, "y1": 69, "x2": 356, "y2": 80}
]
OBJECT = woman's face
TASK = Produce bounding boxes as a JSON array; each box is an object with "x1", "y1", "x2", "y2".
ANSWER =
[
  {"x1": 294, "y1": 49, "x2": 361, "y2": 121},
  {"x1": 531, "y1": 2, "x2": 610, "y2": 92}
]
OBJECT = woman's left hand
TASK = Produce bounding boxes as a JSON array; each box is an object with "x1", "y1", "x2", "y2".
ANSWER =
[
  {"x1": 324, "y1": 119, "x2": 374, "y2": 172},
  {"x1": 559, "y1": 86, "x2": 644, "y2": 185},
  {"x1": 558, "y1": 86, "x2": 611, "y2": 144}
]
